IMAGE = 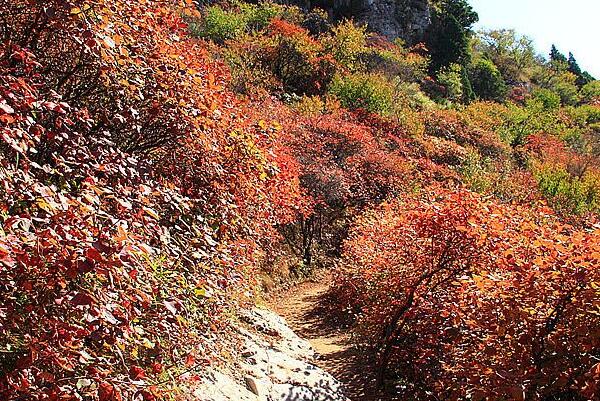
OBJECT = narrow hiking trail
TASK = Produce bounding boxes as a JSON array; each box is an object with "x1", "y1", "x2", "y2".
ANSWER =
[{"x1": 269, "y1": 273, "x2": 390, "y2": 401}]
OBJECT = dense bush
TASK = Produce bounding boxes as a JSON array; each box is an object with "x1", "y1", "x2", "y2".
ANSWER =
[
  {"x1": 191, "y1": 4, "x2": 247, "y2": 42},
  {"x1": 190, "y1": 1, "x2": 288, "y2": 43},
  {"x1": 469, "y1": 58, "x2": 508, "y2": 101},
  {"x1": 2, "y1": 1, "x2": 600, "y2": 400},
  {"x1": 534, "y1": 165, "x2": 600, "y2": 215},
  {"x1": 533, "y1": 67, "x2": 581, "y2": 106},
  {"x1": 239, "y1": 1, "x2": 283, "y2": 30},
  {"x1": 266, "y1": 19, "x2": 337, "y2": 94},
  {"x1": 472, "y1": 29, "x2": 538, "y2": 85},
  {"x1": 323, "y1": 20, "x2": 369, "y2": 73},
  {"x1": 525, "y1": 134, "x2": 600, "y2": 216},
  {"x1": 0, "y1": 1, "x2": 304, "y2": 399},
  {"x1": 329, "y1": 73, "x2": 394, "y2": 114},
  {"x1": 363, "y1": 41, "x2": 429, "y2": 83},
  {"x1": 581, "y1": 80, "x2": 600, "y2": 104},
  {"x1": 436, "y1": 63, "x2": 465, "y2": 102},
  {"x1": 531, "y1": 88, "x2": 562, "y2": 110},
  {"x1": 424, "y1": 109, "x2": 508, "y2": 157},
  {"x1": 336, "y1": 188, "x2": 600, "y2": 400}
]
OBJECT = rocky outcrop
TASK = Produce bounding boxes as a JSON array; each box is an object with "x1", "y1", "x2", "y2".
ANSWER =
[
  {"x1": 195, "y1": 308, "x2": 349, "y2": 401},
  {"x1": 356, "y1": 0, "x2": 431, "y2": 42},
  {"x1": 280, "y1": 0, "x2": 431, "y2": 43}
]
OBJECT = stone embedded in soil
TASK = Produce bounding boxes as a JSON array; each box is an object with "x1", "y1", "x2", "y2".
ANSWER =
[{"x1": 197, "y1": 308, "x2": 349, "y2": 401}]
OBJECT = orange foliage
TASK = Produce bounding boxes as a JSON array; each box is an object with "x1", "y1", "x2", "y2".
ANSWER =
[
  {"x1": 337, "y1": 188, "x2": 600, "y2": 400},
  {"x1": 0, "y1": 0, "x2": 305, "y2": 399}
]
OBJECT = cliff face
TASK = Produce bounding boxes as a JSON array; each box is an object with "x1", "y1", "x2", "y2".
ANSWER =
[
  {"x1": 356, "y1": 0, "x2": 430, "y2": 43},
  {"x1": 281, "y1": 0, "x2": 431, "y2": 43}
]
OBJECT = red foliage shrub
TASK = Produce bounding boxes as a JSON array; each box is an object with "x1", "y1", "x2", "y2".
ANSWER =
[
  {"x1": 336, "y1": 188, "x2": 600, "y2": 400},
  {"x1": 424, "y1": 109, "x2": 508, "y2": 157},
  {"x1": 264, "y1": 19, "x2": 338, "y2": 94},
  {"x1": 0, "y1": 1, "x2": 306, "y2": 399}
]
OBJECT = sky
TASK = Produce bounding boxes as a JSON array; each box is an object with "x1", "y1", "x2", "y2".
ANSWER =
[{"x1": 469, "y1": 0, "x2": 600, "y2": 78}]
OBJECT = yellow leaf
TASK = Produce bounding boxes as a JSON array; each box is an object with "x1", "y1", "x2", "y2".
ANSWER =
[
  {"x1": 143, "y1": 207, "x2": 159, "y2": 220},
  {"x1": 36, "y1": 198, "x2": 56, "y2": 214}
]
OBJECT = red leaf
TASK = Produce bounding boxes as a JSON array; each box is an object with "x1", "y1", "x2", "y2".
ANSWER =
[
  {"x1": 71, "y1": 292, "x2": 95, "y2": 306},
  {"x1": 99, "y1": 381, "x2": 122, "y2": 401},
  {"x1": 129, "y1": 365, "x2": 145, "y2": 379},
  {"x1": 85, "y1": 247, "x2": 104, "y2": 262}
]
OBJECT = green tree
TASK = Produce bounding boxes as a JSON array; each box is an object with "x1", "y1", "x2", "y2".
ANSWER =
[
  {"x1": 469, "y1": 58, "x2": 508, "y2": 101},
  {"x1": 436, "y1": 63, "x2": 464, "y2": 102},
  {"x1": 581, "y1": 80, "x2": 600, "y2": 103},
  {"x1": 568, "y1": 52, "x2": 593, "y2": 87},
  {"x1": 472, "y1": 29, "x2": 538, "y2": 85},
  {"x1": 425, "y1": 0, "x2": 478, "y2": 72},
  {"x1": 531, "y1": 88, "x2": 561, "y2": 110},
  {"x1": 532, "y1": 59, "x2": 581, "y2": 106},
  {"x1": 329, "y1": 73, "x2": 394, "y2": 114},
  {"x1": 550, "y1": 44, "x2": 567, "y2": 64}
]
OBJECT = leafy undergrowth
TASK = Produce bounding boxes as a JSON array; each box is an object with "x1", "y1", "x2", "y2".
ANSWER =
[
  {"x1": 0, "y1": 0, "x2": 304, "y2": 399},
  {"x1": 335, "y1": 188, "x2": 600, "y2": 400}
]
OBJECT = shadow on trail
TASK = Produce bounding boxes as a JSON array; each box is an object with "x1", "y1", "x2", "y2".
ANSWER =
[{"x1": 277, "y1": 282, "x2": 395, "y2": 401}]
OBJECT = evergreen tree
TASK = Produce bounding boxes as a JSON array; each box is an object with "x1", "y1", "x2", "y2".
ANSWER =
[
  {"x1": 425, "y1": 0, "x2": 478, "y2": 72},
  {"x1": 550, "y1": 44, "x2": 567, "y2": 64},
  {"x1": 461, "y1": 65, "x2": 475, "y2": 103},
  {"x1": 568, "y1": 52, "x2": 593, "y2": 87},
  {"x1": 568, "y1": 52, "x2": 582, "y2": 76}
]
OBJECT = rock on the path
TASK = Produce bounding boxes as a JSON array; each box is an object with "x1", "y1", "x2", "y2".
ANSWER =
[
  {"x1": 196, "y1": 308, "x2": 350, "y2": 401},
  {"x1": 194, "y1": 370, "x2": 260, "y2": 401}
]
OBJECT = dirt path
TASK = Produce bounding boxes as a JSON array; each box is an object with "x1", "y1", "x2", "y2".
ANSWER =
[{"x1": 269, "y1": 272, "x2": 388, "y2": 401}]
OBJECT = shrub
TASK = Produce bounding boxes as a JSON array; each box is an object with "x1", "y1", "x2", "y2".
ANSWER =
[
  {"x1": 293, "y1": 95, "x2": 340, "y2": 116},
  {"x1": 221, "y1": 36, "x2": 282, "y2": 95},
  {"x1": 362, "y1": 41, "x2": 429, "y2": 83},
  {"x1": 531, "y1": 88, "x2": 561, "y2": 110},
  {"x1": 336, "y1": 188, "x2": 600, "y2": 400},
  {"x1": 578, "y1": 104, "x2": 600, "y2": 126},
  {"x1": 469, "y1": 58, "x2": 508, "y2": 101},
  {"x1": 0, "y1": 1, "x2": 306, "y2": 399},
  {"x1": 267, "y1": 19, "x2": 337, "y2": 94},
  {"x1": 323, "y1": 20, "x2": 369, "y2": 72},
  {"x1": 462, "y1": 101, "x2": 510, "y2": 132},
  {"x1": 532, "y1": 65, "x2": 584, "y2": 106},
  {"x1": 524, "y1": 133, "x2": 600, "y2": 216},
  {"x1": 301, "y1": 8, "x2": 331, "y2": 34},
  {"x1": 436, "y1": 63, "x2": 464, "y2": 102},
  {"x1": 534, "y1": 164, "x2": 600, "y2": 214},
  {"x1": 424, "y1": 109, "x2": 507, "y2": 157},
  {"x1": 459, "y1": 148, "x2": 540, "y2": 202},
  {"x1": 393, "y1": 82, "x2": 435, "y2": 110},
  {"x1": 240, "y1": 1, "x2": 282, "y2": 30},
  {"x1": 499, "y1": 101, "x2": 572, "y2": 146},
  {"x1": 328, "y1": 73, "x2": 394, "y2": 115},
  {"x1": 191, "y1": 5, "x2": 247, "y2": 43},
  {"x1": 190, "y1": 2, "x2": 289, "y2": 43},
  {"x1": 553, "y1": 77, "x2": 582, "y2": 106},
  {"x1": 581, "y1": 80, "x2": 600, "y2": 104}
]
